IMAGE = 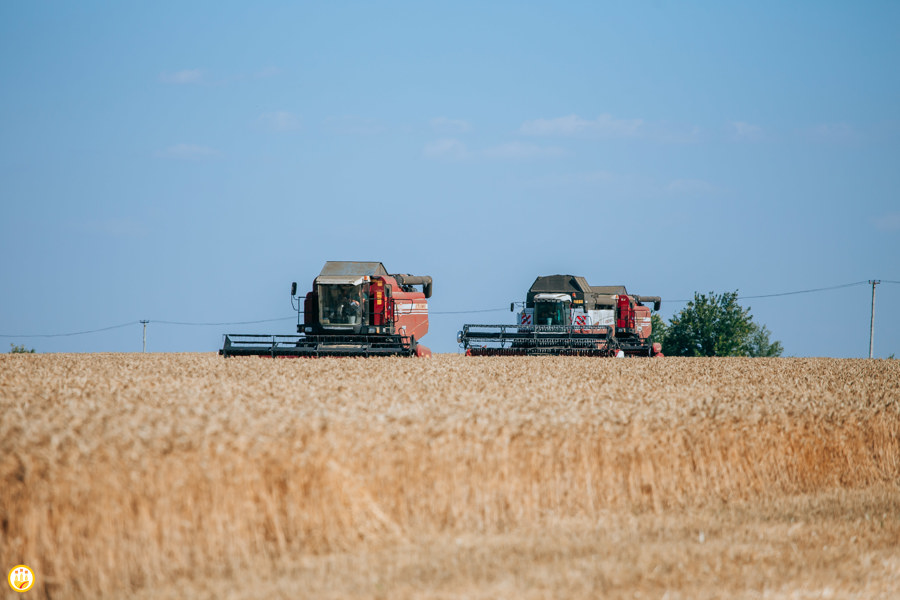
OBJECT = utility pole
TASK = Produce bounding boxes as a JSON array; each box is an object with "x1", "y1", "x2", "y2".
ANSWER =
[
  {"x1": 868, "y1": 281, "x2": 880, "y2": 359},
  {"x1": 140, "y1": 320, "x2": 149, "y2": 353}
]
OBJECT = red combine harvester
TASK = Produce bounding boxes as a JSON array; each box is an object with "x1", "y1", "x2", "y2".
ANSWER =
[
  {"x1": 458, "y1": 274, "x2": 663, "y2": 357},
  {"x1": 220, "y1": 261, "x2": 432, "y2": 357}
]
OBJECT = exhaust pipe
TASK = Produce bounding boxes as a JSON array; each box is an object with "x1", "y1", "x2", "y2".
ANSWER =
[
  {"x1": 394, "y1": 274, "x2": 433, "y2": 298},
  {"x1": 634, "y1": 295, "x2": 662, "y2": 311}
]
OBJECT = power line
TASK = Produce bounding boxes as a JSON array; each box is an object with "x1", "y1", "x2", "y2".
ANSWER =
[
  {"x1": 0, "y1": 321, "x2": 140, "y2": 338},
  {"x1": 437, "y1": 281, "x2": 887, "y2": 310},
  {"x1": 1, "y1": 279, "x2": 894, "y2": 338},
  {"x1": 738, "y1": 280, "x2": 870, "y2": 299},
  {"x1": 154, "y1": 317, "x2": 296, "y2": 326},
  {"x1": 0, "y1": 317, "x2": 296, "y2": 338},
  {"x1": 665, "y1": 280, "x2": 872, "y2": 304},
  {"x1": 431, "y1": 308, "x2": 508, "y2": 315}
]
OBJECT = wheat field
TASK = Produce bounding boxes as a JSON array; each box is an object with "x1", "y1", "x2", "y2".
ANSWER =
[{"x1": 1, "y1": 354, "x2": 898, "y2": 599}]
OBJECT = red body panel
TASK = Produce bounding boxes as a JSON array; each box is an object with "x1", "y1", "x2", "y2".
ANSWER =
[
  {"x1": 635, "y1": 305, "x2": 652, "y2": 340},
  {"x1": 616, "y1": 294, "x2": 635, "y2": 331},
  {"x1": 382, "y1": 274, "x2": 429, "y2": 341}
]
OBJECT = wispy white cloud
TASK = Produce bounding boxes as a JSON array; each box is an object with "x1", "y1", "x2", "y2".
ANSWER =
[
  {"x1": 873, "y1": 212, "x2": 900, "y2": 232},
  {"x1": 159, "y1": 69, "x2": 204, "y2": 84},
  {"x1": 729, "y1": 121, "x2": 763, "y2": 141},
  {"x1": 430, "y1": 117, "x2": 471, "y2": 134},
  {"x1": 423, "y1": 138, "x2": 468, "y2": 160},
  {"x1": 257, "y1": 111, "x2": 301, "y2": 132},
  {"x1": 324, "y1": 116, "x2": 387, "y2": 135},
  {"x1": 156, "y1": 144, "x2": 219, "y2": 160},
  {"x1": 481, "y1": 141, "x2": 566, "y2": 160},
  {"x1": 520, "y1": 114, "x2": 644, "y2": 138}
]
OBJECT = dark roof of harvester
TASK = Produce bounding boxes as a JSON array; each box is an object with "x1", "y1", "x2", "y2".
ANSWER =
[
  {"x1": 529, "y1": 276, "x2": 628, "y2": 296},
  {"x1": 529, "y1": 275, "x2": 592, "y2": 294},
  {"x1": 319, "y1": 261, "x2": 388, "y2": 277},
  {"x1": 591, "y1": 285, "x2": 628, "y2": 296},
  {"x1": 526, "y1": 275, "x2": 631, "y2": 307}
]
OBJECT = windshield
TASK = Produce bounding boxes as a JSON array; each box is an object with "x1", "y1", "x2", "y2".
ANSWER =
[
  {"x1": 318, "y1": 284, "x2": 366, "y2": 326},
  {"x1": 534, "y1": 301, "x2": 568, "y2": 326}
]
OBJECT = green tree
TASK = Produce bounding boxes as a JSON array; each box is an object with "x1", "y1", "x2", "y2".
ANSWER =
[
  {"x1": 662, "y1": 291, "x2": 782, "y2": 357},
  {"x1": 744, "y1": 323, "x2": 783, "y2": 357},
  {"x1": 649, "y1": 313, "x2": 668, "y2": 348},
  {"x1": 9, "y1": 343, "x2": 35, "y2": 354}
]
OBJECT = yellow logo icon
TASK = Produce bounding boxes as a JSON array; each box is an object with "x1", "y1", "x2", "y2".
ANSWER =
[{"x1": 8, "y1": 565, "x2": 34, "y2": 593}]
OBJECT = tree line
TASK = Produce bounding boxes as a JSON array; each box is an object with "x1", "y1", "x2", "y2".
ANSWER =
[{"x1": 651, "y1": 291, "x2": 783, "y2": 357}]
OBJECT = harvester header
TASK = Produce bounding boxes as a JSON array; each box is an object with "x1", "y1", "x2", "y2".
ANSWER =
[{"x1": 221, "y1": 261, "x2": 433, "y2": 358}]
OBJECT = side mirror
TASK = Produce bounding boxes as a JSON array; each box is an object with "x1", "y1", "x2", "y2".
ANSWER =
[{"x1": 291, "y1": 282, "x2": 297, "y2": 296}]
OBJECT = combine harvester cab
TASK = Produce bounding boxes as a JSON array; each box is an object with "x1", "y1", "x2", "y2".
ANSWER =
[
  {"x1": 221, "y1": 261, "x2": 432, "y2": 358},
  {"x1": 458, "y1": 274, "x2": 663, "y2": 357}
]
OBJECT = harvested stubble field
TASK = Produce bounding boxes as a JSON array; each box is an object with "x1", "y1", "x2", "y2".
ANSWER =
[{"x1": 1, "y1": 354, "x2": 899, "y2": 599}]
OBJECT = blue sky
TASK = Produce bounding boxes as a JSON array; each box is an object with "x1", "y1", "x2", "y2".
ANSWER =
[{"x1": 2, "y1": 1, "x2": 898, "y2": 357}]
